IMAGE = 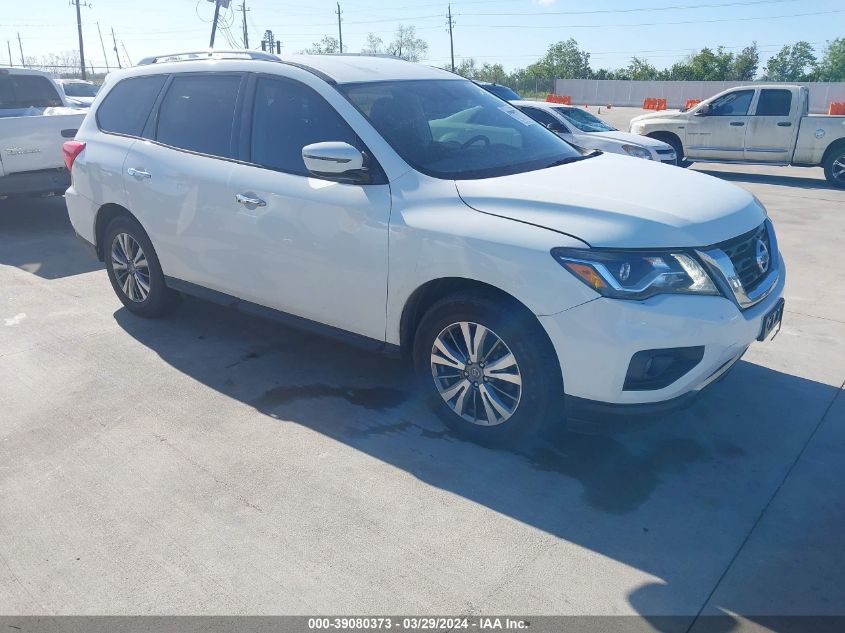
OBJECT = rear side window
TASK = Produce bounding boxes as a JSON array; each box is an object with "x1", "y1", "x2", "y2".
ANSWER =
[
  {"x1": 156, "y1": 74, "x2": 241, "y2": 159},
  {"x1": 755, "y1": 89, "x2": 792, "y2": 117},
  {"x1": 97, "y1": 75, "x2": 167, "y2": 136},
  {"x1": 250, "y1": 76, "x2": 359, "y2": 175},
  {"x1": 0, "y1": 75, "x2": 63, "y2": 109}
]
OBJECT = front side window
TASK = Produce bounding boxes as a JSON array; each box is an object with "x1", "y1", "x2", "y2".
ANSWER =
[
  {"x1": 97, "y1": 75, "x2": 167, "y2": 136},
  {"x1": 520, "y1": 107, "x2": 567, "y2": 132},
  {"x1": 709, "y1": 90, "x2": 754, "y2": 116},
  {"x1": 755, "y1": 89, "x2": 792, "y2": 117},
  {"x1": 63, "y1": 82, "x2": 99, "y2": 98},
  {"x1": 0, "y1": 75, "x2": 63, "y2": 110},
  {"x1": 250, "y1": 76, "x2": 359, "y2": 175},
  {"x1": 341, "y1": 79, "x2": 583, "y2": 180},
  {"x1": 156, "y1": 74, "x2": 242, "y2": 158},
  {"x1": 552, "y1": 106, "x2": 616, "y2": 132}
]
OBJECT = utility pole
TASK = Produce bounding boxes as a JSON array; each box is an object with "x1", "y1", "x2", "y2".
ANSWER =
[
  {"x1": 110, "y1": 28, "x2": 122, "y2": 69},
  {"x1": 7, "y1": 41, "x2": 12, "y2": 67},
  {"x1": 209, "y1": 0, "x2": 222, "y2": 48},
  {"x1": 72, "y1": 0, "x2": 87, "y2": 80},
  {"x1": 335, "y1": 2, "x2": 343, "y2": 54},
  {"x1": 447, "y1": 4, "x2": 455, "y2": 72},
  {"x1": 17, "y1": 32, "x2": 25, "y2": 67},
  {"x1": 237, "y1": 1, "x2": 249, "y2": 48},
  {"x1": 96, "y1": 22, "x2": 110, "y2": 72},
  {"x1": 121, "y1": 41, "x2": 132, "y2": 65}
]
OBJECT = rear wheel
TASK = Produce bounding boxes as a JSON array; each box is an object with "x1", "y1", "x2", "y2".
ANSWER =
[
  {"x1": 104, "y1": 215, "x2": 180, "y2": 318},
  {"x1": 823, "y1": 145, "x2": 845, "y2": 188},
  {"x1": 413, "y1": 292, "x2": 564, "y2": 444}
]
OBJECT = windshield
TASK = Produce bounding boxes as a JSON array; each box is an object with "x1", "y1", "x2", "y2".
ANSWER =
[
  {"x1": 341, "y1": 79, "x2": 582, "y2": 180},
  {"x1": 0, "y1": 75, "x2": 63, "y2": 110},
  {"x1": 552, "y1": 106, "x2": 616, "y2": 133},
  {"x1": 63, "y1": 82, "x2": 99, "y2": 97},
  {"x1": 483, "y1": 84, "x2": 521, "y2": 101}
]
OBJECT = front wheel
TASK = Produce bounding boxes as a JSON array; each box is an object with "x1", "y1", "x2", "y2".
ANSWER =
[
  {"x1": 413, "y1": 292, "x2": 564, "y2": 444},
  {"x1": 823, "y1": 146, "x2": 845, "y2": 188},
  {"x1": 653, "y1": 134, "x2": 693, "y2": 168}
]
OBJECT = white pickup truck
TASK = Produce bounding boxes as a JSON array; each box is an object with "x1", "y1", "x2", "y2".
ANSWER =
[
  {"x1": 629, "y1": 85, "x2": 845, "y2": 187},
  {"x1": 0, "y1": 67, "x2": 87, "y2": 198}
]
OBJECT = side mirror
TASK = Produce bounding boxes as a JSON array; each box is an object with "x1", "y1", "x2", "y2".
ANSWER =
[
  {"x1": 302, "y1": 142, "x2": 365, "y2": 178},
  {"x1": 695, "y1": 104, "x2": 710, "y2": 116}
]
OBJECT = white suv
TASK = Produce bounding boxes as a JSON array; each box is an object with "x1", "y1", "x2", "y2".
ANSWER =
[{"x1": 65, "y1": 51, "x2": 786, "y2": 442}]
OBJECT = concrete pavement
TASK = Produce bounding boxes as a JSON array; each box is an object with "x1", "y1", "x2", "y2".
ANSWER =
[{"x1": 1, "y1": 140, "x2": 843, "y2": 627}]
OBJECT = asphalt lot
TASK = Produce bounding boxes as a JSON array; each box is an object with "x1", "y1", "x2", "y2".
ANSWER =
[{"x1": 1, "y1": 108, "x2": 844, "y2": 629}]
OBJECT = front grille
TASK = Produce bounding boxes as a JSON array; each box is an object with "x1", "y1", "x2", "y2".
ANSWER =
[{"x1": 718, "y1": 223, "x2": 771, "y2": 292}]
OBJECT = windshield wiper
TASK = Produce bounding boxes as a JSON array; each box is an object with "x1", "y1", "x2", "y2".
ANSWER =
[{"x1": 544, "y1": 151, "x2": 601, "y2": 169}]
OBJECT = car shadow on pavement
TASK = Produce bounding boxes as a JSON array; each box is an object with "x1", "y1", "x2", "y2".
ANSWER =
[
  {"x1": 114, "y1": 296, "x2": 840, "y2": 627},
  {"x1": 0, "y1": 196, "x2": 101, "y2": 279},
  {"x1": 695, "y1": 169, "x2": 837, "y2": 191}
]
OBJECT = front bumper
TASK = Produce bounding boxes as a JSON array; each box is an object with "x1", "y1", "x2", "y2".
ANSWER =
[{"x1": 538, "y1": 260, "x2": 786, "y2": 408}]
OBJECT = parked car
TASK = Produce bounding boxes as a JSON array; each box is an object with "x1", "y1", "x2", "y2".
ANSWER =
[
  {"x1": 513, "y1": 100, "x2": 677, "y2": 164},
  {"x1": 630, "y1": 85, "x2": 845, "y2": 187},
  {"x1": 65, "y1": 51, "x2": 785, "y2": 443},
  {"x1": 474, "y1": 80, "x2": 521, "y2": 101},
  {"x1": 0, "y1": 67, "x2": 86, "y2": 198},
  {"x1": 57, "y1": 79, "x2": 100, "y2": 108}
]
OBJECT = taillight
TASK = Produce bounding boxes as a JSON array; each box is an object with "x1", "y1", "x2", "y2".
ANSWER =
[{"x1": 62, "y1": 140, "x2": 86, "y2": 171}]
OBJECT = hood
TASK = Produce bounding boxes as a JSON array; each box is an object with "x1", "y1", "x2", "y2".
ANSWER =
[
  {"x1": 630, "y1": 109, "x2": 685, "y2": 123},
  {"x1": 589, "y1": 130, "x2": 672, "y2": 148},
  {"x1": 455, "y1": 153, "x2": 765, "y2": 248}
]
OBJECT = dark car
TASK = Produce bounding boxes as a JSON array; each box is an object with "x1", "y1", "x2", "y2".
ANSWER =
[{"x1": 474, "y1": 81, "x2": 521, "y2": 101}]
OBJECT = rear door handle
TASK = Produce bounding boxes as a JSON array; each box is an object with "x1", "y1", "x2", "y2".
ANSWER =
[
  {"x1": 777, "y1": 121, "x2": 792, "y2": 127},
  {"x1": 730, "y1": 121, "x2": 745, "y2": 126},
  {"x1": 235, "y1": 193, "x2": 266, "y2": 207},
  {"x1": 127, "y1": 167, "x2": 151, "y2": 179}
]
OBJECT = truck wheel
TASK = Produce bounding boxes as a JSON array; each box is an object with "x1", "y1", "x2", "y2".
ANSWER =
[
  {"x1": 413, "y1": 292, "x2": 564, "y2": 445},
  {"x1": 823, "y1": 146, "x2": 845, "y2": 188},
  {"x1": 651, "y1": 134, "x2": 692, "y2": 168},
  {"x1": 104, "y1": 215, "x2": 180, "y2": 318}
]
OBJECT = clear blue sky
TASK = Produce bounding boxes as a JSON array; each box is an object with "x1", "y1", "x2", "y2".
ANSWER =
[{"x1": 2, "y1": 0, "x2": 842, "y2": 73}]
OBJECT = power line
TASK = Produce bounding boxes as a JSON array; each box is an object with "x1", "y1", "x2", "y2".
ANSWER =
[{"x1": 460, "y1": 0, "x2": 800, "y2": 16}]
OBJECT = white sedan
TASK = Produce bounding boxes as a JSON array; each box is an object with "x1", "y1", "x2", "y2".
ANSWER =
[{"x1": 513, "y1": 100, "x2": 678, "y2": 165}]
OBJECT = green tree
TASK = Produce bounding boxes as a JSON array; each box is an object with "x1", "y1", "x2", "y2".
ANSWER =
[
  {"x1": 384, "y1": 25, "x2": 429, "y2": 62},
  {"x1": 534, "y1": 39, "x2": 592, "y2": 80},
  {"x1": 454, "y1": 58, "x2": 479, "y2": 78},
  {"x1": 817, "y1": 38, "x2": 845, "y2": 81},
  {"x1": 731, "y1": 43, "x2": 759, "y2": 80},
  {"x1": 625, "y1": 56, "x2": 659, "y2": 80},
  {"x1": 361, "y1": 33, "x2": 384, "y2": 55},
  {"x1": 764, "y1": 41, "x2": 818, "y2": 81},
  {"x1": 475, "y1": 63, "x2": 506, "y2": 84},
  {"x1": 685, "y1": 46, "x2": 735, "y2": 80},
  {"x1": 301, "y1": 35, "x2": 339, "y2": 55}
]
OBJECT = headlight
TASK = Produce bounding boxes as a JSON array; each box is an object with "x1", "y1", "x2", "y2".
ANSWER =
[
  {"x1": 621, "y1": 144, "x2": 652, "y2": 159},
  {"x1": 630, "y1": 123, "x2": 645, "y2": 135},
  {"x1": 551, "y1": 248, "x2": 719, "y2": 300}
]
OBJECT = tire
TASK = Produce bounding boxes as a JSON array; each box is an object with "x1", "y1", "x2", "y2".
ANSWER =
[
  {"x1": 654, "y1": 134, "x2": 693, "y2": 168},
  {"x1": 413, "y1": 292, "x2": 564, "y2": 445},
  {"x1": 823, "y1": 145, "x2": 845, "y2": 188},
  {"x1": 103, "y1": 214, "x2": 180, "y2": 318}
]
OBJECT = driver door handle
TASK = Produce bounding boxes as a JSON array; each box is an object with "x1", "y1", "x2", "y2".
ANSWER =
[
  {"x1": 127, "y1": 167, "x2": 151, "y2": 179},
  {"x1": 729, "y1": 121, "x2": 745, "y2": 126},
  {"x1": 235, "y1": 193, "x2": 266, "y2": 207}
]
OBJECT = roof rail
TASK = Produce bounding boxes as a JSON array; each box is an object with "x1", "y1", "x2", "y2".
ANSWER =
[{"x1": 137, "y1": 50, "x2": 280, "y2": 66}]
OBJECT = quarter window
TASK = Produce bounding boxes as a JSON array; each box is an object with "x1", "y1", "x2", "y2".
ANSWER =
[
  {"x1": 250, "y1": 77, "x2": 359, "y2": 176},
  {"x1": 755, "y1": 89, "x2": 792, "y2": 117},
  {"x1": 157, "y1": 74, "x2": 242, "y2": 159},
  {"x1": 709, "y1": 90, "x2": 754, "y2": 116},
  {"x1": 97, "y1": 75, "x2": 167, "y2": 137},
  {"x1": 520, "y1": 107, "x2": 566, "y2": 132}
]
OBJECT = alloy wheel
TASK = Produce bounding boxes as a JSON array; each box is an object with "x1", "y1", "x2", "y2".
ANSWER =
[
  {"x1": 430, "y1": 321, "x2": 522, "y2": 426},
  {"x1": 111, "y1": 232, "x2": 151, "y2": 303},
  {"x1": 833, "y1": 154, "x2": 845, "y2": 184}
]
